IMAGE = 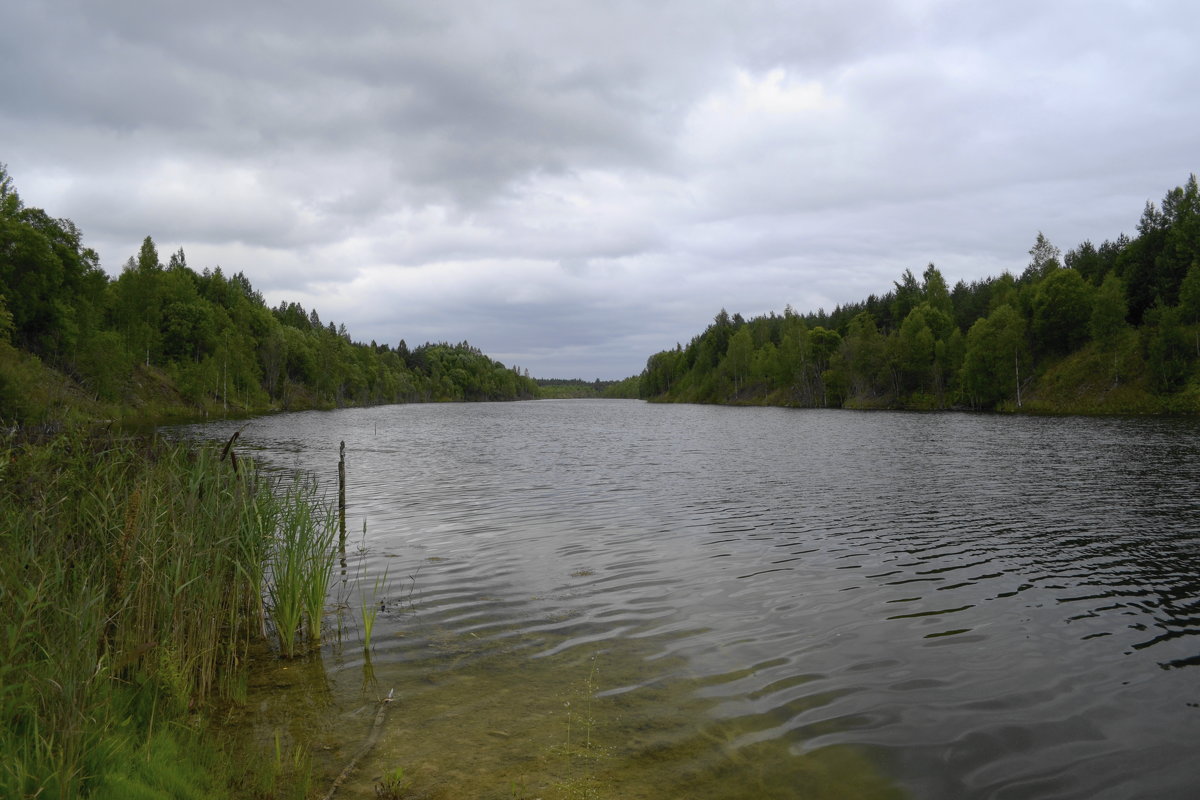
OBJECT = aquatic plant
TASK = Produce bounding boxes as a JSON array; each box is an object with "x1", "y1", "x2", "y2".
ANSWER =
[
  {"x1": 266, "y1": 476, "x2": 337, "y2": 657},
  {"x1": 551, "y1": 652, "x2": 606, "y2": 799},
  {"x1": 267, "y1": 511, "x2": 306, "y2": 658},
  {"x1": 360, "y1": 565, "x2": 390, "y2": 649},
  {"x1": 374, "y1": 765, "x2": 412, "y2": 799},
  {"x1": 0, "y1": 429, "x2": 327, "y2": 797}
]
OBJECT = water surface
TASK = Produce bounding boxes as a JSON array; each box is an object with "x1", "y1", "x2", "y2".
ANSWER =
[{"x1": 177, "y1": 401, "x2": 1200, "y2": 799}]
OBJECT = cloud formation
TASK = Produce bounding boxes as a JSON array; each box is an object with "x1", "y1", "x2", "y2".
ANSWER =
[{"x1": 3, "y1": 0, "x2": 1198, "y2": 377}]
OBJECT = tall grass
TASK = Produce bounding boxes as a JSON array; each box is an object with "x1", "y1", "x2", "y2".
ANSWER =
[
  {"x1": 266, "y1": 477, "x2": 337, "y2": 657},
  {"x1": 0, "y1": 429, "x2": 334, "y2": 798}
]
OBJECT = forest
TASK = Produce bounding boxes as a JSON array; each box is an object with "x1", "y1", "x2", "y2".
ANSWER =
[
  {"x1": 0, "y1": 165, "x2": 541, "y2": 426},
  {"x1": 639, "y1": 175, "x2": 1200, "y2": 414},
  {"x1": 536, "y1": 376, "x2": 641, "y2": 399}
]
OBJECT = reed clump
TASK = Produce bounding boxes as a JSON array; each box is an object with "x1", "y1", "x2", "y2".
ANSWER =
[
  {"x1": 267, "y1": 476, "x2": 338, "y2": 657},
  {"x1": 0, "y1": 428, "x2": 336, "y2": 798}
]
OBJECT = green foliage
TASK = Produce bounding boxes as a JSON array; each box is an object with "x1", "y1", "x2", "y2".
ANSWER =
[
  {"x1": 375, "y1": 765, "x2": 413, "y2": 799},
  {"x1": 1022, "y1": 231, "x2": 1062, "y2": 283},
  {"x1": 411, "y1": 342, "x2": 539, "y2": 402},
  {"x1": 896, "y1": 307, "x2": 936, "y2": 391},
  {"x1": 640, "y1": 175, "x2": 1200, "y2": 414},
  {"x1": 1178, "y1": 261, "x2": 1200, "y2": 325},
  {"x1": 537, "y1": 377, "x2": 639, "y2": 399},
  {"x1": 87, "y1": 726, "x2": 228, "y2": 800},
  {"x1": 640, "y1": 347, "x2": 684, "y2": 397},
  {"x1": 723, "y1": 326, "x2": 754, "y2": 396},
  {"x1": 1144, "y1": 302, "x2": 1191, "y2": 392},
  {"x1": 266, "y1": 477, "x2": 337, "y2": 657},
  {"x1": 961, "y1": 305, "x2": 1029, "y2": 408},
  {"x1": 600, "y1": 375, "x2": 640, "y2": 398},
  {"x1": 1090, "y1": 273, "x2": 1130, "y2": 347},
  {"x1": 1023, "y1": 332, "x2": 1149, "y2": 413},
  {"x1": 0, "y1": 431, "x2": 326, "y2": 797},
  {"x1": 891, "y1": 268, "x2": 922, "y2": 323},
  {"x1": 1032, "y1": 267, "x2": 1093, "y2": 355},
  {"x1": 0, "y1": 167, "x2": 538, "y2": 422},
  {"x1": 922, "y1": 264, "x2": 953, "y2": 316},
  {"x1": 0, "y1": 293, "x2": 12, "y2": 342},
  {"x1": 0, "y1": 166, "x2": 105, "y2": 360},
  {"x1": 360, "y1": 563, "x2": 389, "y2": 649}
]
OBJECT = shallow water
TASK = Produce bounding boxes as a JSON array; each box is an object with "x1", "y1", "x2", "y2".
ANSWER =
[{"x1": 176, "y1": 401, "x2": 1200, "y2": 799}]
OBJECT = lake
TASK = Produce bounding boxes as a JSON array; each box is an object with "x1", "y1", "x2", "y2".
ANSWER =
[{"x1": 172, "y1": 400, "x2": 1200, "y2": 799}]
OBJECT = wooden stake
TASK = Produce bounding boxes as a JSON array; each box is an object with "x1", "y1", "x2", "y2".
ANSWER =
[{"x1": 338, "y1": 440, "x2": 347, "y2": 539}]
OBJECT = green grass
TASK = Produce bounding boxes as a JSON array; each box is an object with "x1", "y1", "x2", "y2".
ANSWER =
[
  {"x1": 0, "y1": 428, "x2": 335, "y2": 798},
  {"x1": 374, "y1": 765, "x2": 413, "y2": 798},
  {"x1": 1019, "y1": 334, "x2": 1198, "y2": 415}
]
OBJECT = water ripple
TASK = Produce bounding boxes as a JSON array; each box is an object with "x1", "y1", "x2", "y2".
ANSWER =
[{"x1": 169, "y1": 403, "x2": 1200, "y2": 799}]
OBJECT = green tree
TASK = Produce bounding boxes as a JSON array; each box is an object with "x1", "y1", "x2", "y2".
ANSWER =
[
  {"x1": 0, "y1": 171, "x2": 104, "y2": 358},
  {"x1": 987, "y1": 272, "x2": 1019, "y2": 312},
  {"x1": 1032, "y1": 267, "x2": 1092, "y2": 355},
  {"x1": 136, "y1": 235, "x2": 162, "y2": 273},
  {"x1": 961, "y1": 304, "x2": 1029, "y2": 408},
  {"x1": 841, "y1": 312, "x2": 886, "y2": 399},
  {"x1": 0, "y1": 293, "x2": 12, "y2": 343},
  {"x1": 939, "y1": 328, "x2": 966, "y2": 400},
  {"x1": 1118, "y1": 199, "x2": 1173, "y2": 323},
  {"x1": 258, "y1": 324, "x2": 289, "y2": 398},
  {"x1": 1065, "y1": 240, "x2": 1105, "y2": 285},
  {"x1": 891, "y1": 268, "x2": 922, "y2": 323},
  {"x1": 750, "y1": 341, "x2": 779, "y2": 388},
  {"x1": 808, "y1": 327, "x2": 842, "y2": 406},
  {"x1": 161, "y1": 300, "x2": 216, "y2": 361},
  {"x1": 1178, "y1": 262, "x2": 1200, "y2": 356},
  {"x1": 1089, "y1": 273, "x2": 1134, "y2": 386},
  {"x1": 922, "y1": 264, "x2": 953, "y2": 317},
  {"x1": 1090, "y1": 272, "x2": 1129, "y2": 347},
  {"x1": 724, "y1": 326, "x2": 754, "y2": 396},
  {"x1": 1144, "y1": 302, "x2": 1190, "y2": 392},
  {"x1": 110, "y1": 241, "x2": 167, "y2": 365},
  {"x1": 895, "y1": 307, "x2": 935, "y2": 392},
  {"x1": 641, "y1": 347, "x2": 680, "y2": 397},
  {"x1": 777, "y1": 317, "x2": 815, "y2": 401},
  {"x1": 1154, "y1": 175, "x2": 1200, "y2": 305},
  {"x1": 1022, "y1": 231, "x2": 1061, "y2": 283}
]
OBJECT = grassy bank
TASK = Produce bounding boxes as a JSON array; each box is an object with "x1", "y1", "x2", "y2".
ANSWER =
[
  {"x1": 0, "y1": 332, "x2": 343, "y2": 430},
  {"x1": 0, "y1": 429, "x2": 333, "y2": 798}
]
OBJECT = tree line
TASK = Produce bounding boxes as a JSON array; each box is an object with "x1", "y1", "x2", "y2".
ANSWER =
[
  {"x1": 0, "y1": 164, "x2": 538, "y2": 424},
  {"x1": 535, "y1": 377, "x2": 640, "y2": 399},
  {"x1": 640, "y1": 175, "x2": 1200, "y2": 412}
]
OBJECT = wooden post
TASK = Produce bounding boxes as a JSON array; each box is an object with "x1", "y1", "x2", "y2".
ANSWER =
[
  {"x1": 338, "y1": 441, "x2": 347, "y2": 542},
  {"x1": 221, "y1": 430, "x2": 241, "y2": 475}
]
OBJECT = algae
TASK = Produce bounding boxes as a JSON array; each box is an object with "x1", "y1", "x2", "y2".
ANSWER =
[{"x1": 215, "y1": 617, "x2": 906, "y2": 800}]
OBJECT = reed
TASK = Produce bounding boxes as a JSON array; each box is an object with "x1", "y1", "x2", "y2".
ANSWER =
[
  {"x1": 266, "y1": 476, "x2": 337, "y2": 657},
  {"x1": 301, "y1": 495, "x2": 338, "y2": 645},
  {"x1": 360, "y1": 565, "x2": 390, "y2": 649},
  {"x1": 0, "y1": 429, "x2": 329, "y2": 797}
]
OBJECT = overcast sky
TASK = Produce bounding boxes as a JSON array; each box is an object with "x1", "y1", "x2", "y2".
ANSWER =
[{"x1": 3, "y1": 1, "x2": 1198, "y2": 379}]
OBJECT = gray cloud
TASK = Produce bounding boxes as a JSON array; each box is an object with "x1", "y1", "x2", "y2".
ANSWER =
[{"x1": 2, "y1": 0, "x2": 1198, "y2": 378}]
